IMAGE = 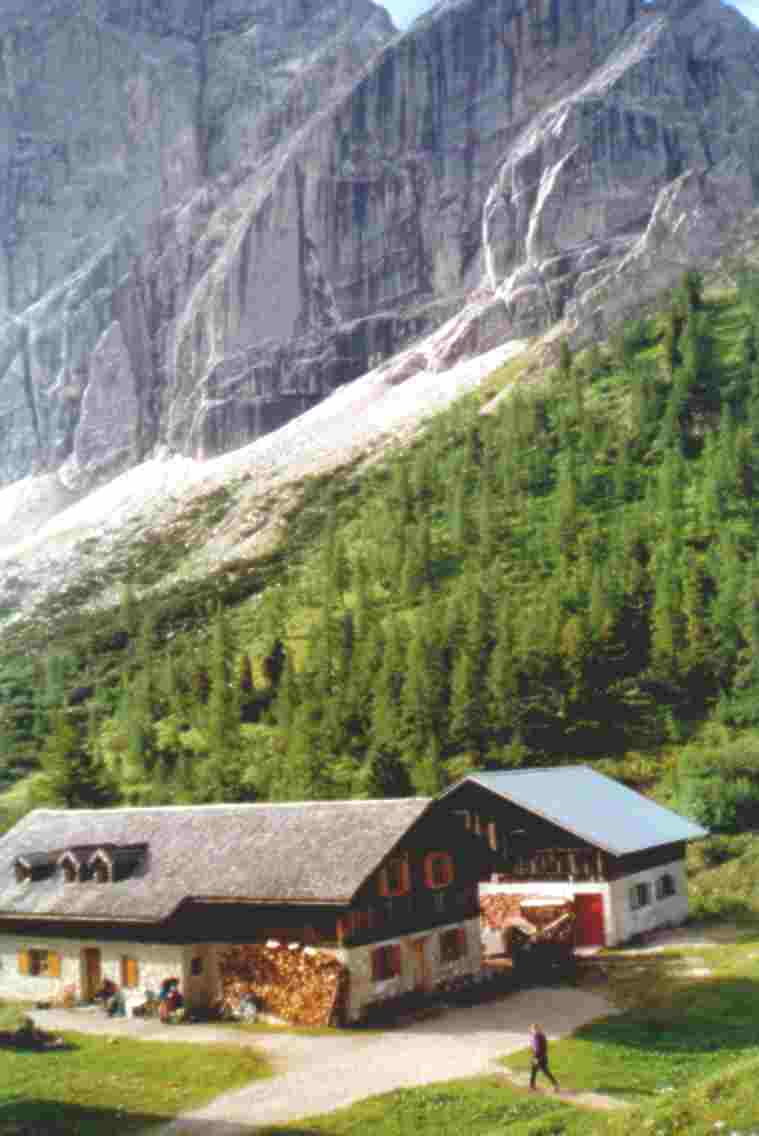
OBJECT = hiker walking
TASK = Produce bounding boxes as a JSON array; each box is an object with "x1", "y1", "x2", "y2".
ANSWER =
[{"x1": 529, "y1": 1023, "x2": 560, "y2": 1092}]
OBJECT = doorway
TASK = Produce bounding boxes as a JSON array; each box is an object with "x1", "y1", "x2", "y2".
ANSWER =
[
  {"x1": 574, "y1": 894, "x2": 605, "y2": 947},
  {"x1": 81, "y1": 947, "x2": 102, "y2": 1001}
]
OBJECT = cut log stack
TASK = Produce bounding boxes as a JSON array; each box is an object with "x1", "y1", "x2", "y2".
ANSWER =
[
  {"x1": 218, "y1": 942, "x2": 348, "y2": 1027},
  {"x1": 480, "y1": 893, "x2": 524, "y2": 930}
]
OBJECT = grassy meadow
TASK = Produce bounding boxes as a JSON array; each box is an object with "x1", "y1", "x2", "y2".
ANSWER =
[{"x1": 0, "y1": 1010, "x2": 271, "y2": 1135}]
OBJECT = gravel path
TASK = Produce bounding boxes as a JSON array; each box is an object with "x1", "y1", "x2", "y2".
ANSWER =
[{"x1": 32, "y1": 986, "x2": 614, "y2": 1134}]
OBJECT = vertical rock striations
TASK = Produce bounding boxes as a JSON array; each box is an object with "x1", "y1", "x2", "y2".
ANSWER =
[{"x1": 1, "y1": 0, "x2": 759, "y2": 502}]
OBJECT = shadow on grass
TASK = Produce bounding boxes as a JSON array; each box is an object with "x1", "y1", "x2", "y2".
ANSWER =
[
  {"x1": 574, "y1": 973, "x2": 759, "y2": 1056},
  {"x1": 0, "y1": 1099, "x2": 267, "y2": 1135}
]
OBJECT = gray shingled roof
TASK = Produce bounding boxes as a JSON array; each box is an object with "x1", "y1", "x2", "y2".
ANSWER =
[
  {"x1": 0, "y1": 799, "x2": 430, "y2": 924},
  {"x1": 456, "y1": 767, "x2": 707, "y2": 856}
]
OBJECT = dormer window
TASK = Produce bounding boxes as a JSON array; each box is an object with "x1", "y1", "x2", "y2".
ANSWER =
[
  {"x1": 14, "y1": 860, "x2": 31, "y2": 884},
  {"x1": 90, "y1": 850, "x2": 112, "y2": 884},
  {"x1": 13, "y1": 852, "x2": 58, "y2": 885},
  {"x1": 59, "y1": 851, "x2": 81, "y2": 884},
  {"x1": 56, "y1": 843, "x2": 147, "y2": 884}
]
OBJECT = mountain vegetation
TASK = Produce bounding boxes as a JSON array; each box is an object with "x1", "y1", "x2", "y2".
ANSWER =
[{"x1": 4, "y1": 270, "x2": 759, "y2": 826}]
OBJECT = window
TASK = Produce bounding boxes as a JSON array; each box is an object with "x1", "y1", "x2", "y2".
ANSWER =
[
  {"x1": 378, "y1": 855, "x2": 410, "y2": 897},
  {"x1": 18, "y1": 949, "x2": 61, "y2": 978},
  {"x1": 440, "y1": 927, "x2": 467, "y2": 963},
  {"x1": 424, "y1": 852, "x2": 455, "y2": 889},
  {"x1": 629, "y1": 882, "x2": 652, "y2": 911},
  {"x1": 60, "y1": 857, "x2": 78, "y2": 884},
  {"x1": 190, "y1": 957, "x2": 204, "y2": 977},
  {"x1": 14, "y1": 861, "x2": 31, "y2": 884},
  {"x1": 656, "y1": 873, "x2": 677, "y2": 900},
  {"x1": 121, "y1": 956, "x2": 140, "y2": 988},
  {"x1": 91, "y1": 852, "x2": 112, "y2": 884},
  {"x1": 371, "y1": 943, "x2": 402, "y2": 982}
]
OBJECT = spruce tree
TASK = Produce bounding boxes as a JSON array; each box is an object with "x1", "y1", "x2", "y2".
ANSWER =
[{"x1": 41, "y1": 709, "x2": 107, "y2": 808}]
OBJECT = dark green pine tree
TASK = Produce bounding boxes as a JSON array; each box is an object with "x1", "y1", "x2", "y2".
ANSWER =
[
  {"x1": 712, "y1": 533, "x2": 745, "y2": 679},
  {"x1": 41, "y1": 709, "x2": 108, "y2": 808},
  {"x1": 364, "y1": 619, "x2": 409, "y2": 797},
  {"x1": 651, "y1": 547, "x2": 682, "y2": 680},
  {"x1": 203, "y1": 607, "x2": 241, "y2": 798},
  {"x1": 399, "y1": 621, "x2": 433, "y2": 768},
  {"x1": 449, "y1": 574, "x2": 491, "y2": 758},
  {"x1": 486, "y1": 597, "x2": 519, "y2": 747}
]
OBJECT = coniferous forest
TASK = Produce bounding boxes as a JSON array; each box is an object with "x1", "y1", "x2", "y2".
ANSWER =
[{"x1": 3, "y1": 271, "x2": 759, "y2": 831}]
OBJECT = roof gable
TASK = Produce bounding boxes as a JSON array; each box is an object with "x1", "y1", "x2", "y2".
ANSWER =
[
  {"x1": 447, "y1": 767, "x2": 707, "y2": 856},
  {"x1": 0, "y1": 799, "x2": 431, "y2": 924}
]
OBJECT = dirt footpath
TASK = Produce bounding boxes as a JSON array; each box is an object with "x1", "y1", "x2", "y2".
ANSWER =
[{"x1": 136, "y1": 986, "x2": 614, "y2": 1134}]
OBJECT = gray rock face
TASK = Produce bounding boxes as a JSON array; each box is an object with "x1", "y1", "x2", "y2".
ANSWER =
[
  {"x1": 2, "y1": 0, "x2": 759, "y2": 502},
  {"x1": 0, "y1": 0, "x2": 394, "y2": 485}
]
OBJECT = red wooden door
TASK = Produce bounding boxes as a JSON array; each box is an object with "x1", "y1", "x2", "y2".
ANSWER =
[{"x1": 574, "y1": 894, "x2": 605, "y2": 947}]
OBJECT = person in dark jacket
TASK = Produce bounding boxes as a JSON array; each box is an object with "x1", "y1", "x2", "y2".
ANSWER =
[{"x1": 529, "y1": 1023, "x2": 560, "y2": 1092}]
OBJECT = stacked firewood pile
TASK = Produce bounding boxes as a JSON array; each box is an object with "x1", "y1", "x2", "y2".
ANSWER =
[
  {"x1": 480, "y1": 893, "x2": 524, "y2": 930},
  {"x1": 218, "y1": 943, "x2": 349, "y2": 1027},
  {"x1": 481, "y1": 895, "x2": 576, "y2": 960}
]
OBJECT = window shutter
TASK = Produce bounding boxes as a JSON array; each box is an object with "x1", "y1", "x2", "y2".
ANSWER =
[
  {"x1": 401, "y1": 858, "x2": 411, "y2": 894},
  {"x1": 377, "y1": 868, "x2": 389, "y2": 898},
  {"x1": 457, "y1": 927, "x2": 467, "y2": 957},
  {"x1": 18, "y1": 949, "x2": 30, "y2": 976},
  {"x1": 371, "y1": 948, "x2": 383, "y2": 982},
  {"x1": 48, "y1": 952, "x2": 61, "y2": 979},
  {"x1": 128, "y1": 958, "x2": 139, "y2": 988},
  {"x1": 392, "y1": 944, "x2": 402, "y2": 977}
]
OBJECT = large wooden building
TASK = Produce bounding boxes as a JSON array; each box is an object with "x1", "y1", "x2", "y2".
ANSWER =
[
  {"x1": 0, "y1": 769, "x2": 706, "y2": 1022},
  {"x1": 0, "y1": 798, "x2": 487, "y2": 1023},
  {"x1": 445, "y1": 768, "x2": 707, "y2": 948}
]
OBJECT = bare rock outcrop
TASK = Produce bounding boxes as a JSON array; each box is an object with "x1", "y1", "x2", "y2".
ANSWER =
[{"x1": 2, "y1": 0, "x2": 759, "y2": 529}]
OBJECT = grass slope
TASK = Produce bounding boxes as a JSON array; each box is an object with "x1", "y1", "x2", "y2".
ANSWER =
[{"x1": 0, "y1": 1012, "x2": 271, "y2": 1135}]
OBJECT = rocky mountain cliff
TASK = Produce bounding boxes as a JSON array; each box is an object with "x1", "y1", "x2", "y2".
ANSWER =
[{"x1": 2, "y1": 0, "x2": 759, "y2": 525}]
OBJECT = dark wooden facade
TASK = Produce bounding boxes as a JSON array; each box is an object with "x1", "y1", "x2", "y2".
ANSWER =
[
  {"x1": 438, "y1": 782, "x2": 687, "y2": 886},
  {"x1": 338, "y1": 805, "x2": 488, "y2": 948}
]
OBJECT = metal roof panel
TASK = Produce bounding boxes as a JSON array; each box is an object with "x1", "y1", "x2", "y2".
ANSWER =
[{"x1": 465, "y1": 767, "x2": 707, "y2": 856}]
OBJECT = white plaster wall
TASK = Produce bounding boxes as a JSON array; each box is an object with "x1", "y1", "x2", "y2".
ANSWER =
[
  {"x1": 608, "y1": 859, "x2": 689, "y2": 945},
  {"x1": 0, "y1": 934, "x2": 186, "y2": 1004},
  {"x1": 481, "y1": 859, "x2": 689, "y2": 948},
  {"x1": 480, "y1": 880, "x2": 614, "y2": 947},
  {"x1": 182, "y1": 944, "x2": 222, "y2": 1010},
  {"x1": 336, "y1": 918, "x2": 482, "y2": 1023}
]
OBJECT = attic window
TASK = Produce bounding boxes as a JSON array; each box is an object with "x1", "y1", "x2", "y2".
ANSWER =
[
  {"x1": 424, "y1": 852, "x2": 454, "y2": 889},
  {"x1": 14, "y1": 861, "x2": 31, "y2": 885},
  {"x1": 59, "y1": 853, "x2": 80, "y2": 884},
  {"x1": 92, "y1": 856, "x2": 111, "y2": 885},
  {"x1": 378, "y1": 855, "x2": 410, "y2": 898},
  {"x1": 13, "y1": 853, "x2": 57, "y2": 884}
]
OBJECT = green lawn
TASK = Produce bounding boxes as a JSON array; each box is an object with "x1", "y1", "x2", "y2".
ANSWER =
[
  {"x1": 259, "y1": 1078, "x2": 570, "y2": 1136},
  {"x1": 0, "y1": 1026, "x2": 271, "y2": 1135},
  {"x1": 505, "y1": 937, "x2": 759, "y2": 1104}
]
